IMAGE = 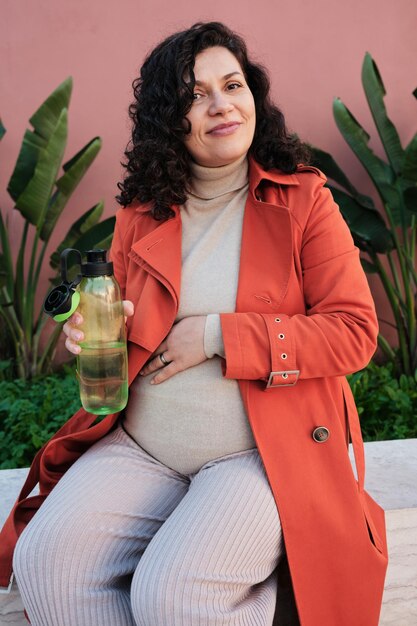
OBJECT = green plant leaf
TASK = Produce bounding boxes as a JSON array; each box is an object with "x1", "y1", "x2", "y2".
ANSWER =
[
  {"x1": 14, "y1": 109, "x2": 68, "y2": 229},
  {"x1": 308, "y1": 146, "x2": 377, "y2": 210},
  {"x1": 41, "y1": 137, "x2": 102, "y2": 240},
  {"x1": 333, "y1": 98, "x2": 402, "y2": 217},
  {"x1": 360, "y1": 258, "x2": 378, "y2": 273},
  {"x1": 0, "y1": 118, "x2": 6, "y2": 141},
  {"x1": 306, "y1": 146, "x2": 354, "y2": 191},
  {"x1": 403, "y1": 185, "x2": 417, "y2": 214},
  {"x1": 0, "y1": 254, "x2": 8, "y2": 289},
  {"x1": 0, "y1": 210, "x2": 14, "y2": 296},
  {"x1": 49, "y1": 201, "x2": 105, "y2": 271},
  {"x1": 7, "y1": 78, "x2": 72, "y2": 202},
  {"x1": 328, "y1": 185, "x2": 393, "y2": 252},
  {"x1": 29, "y1": 77, "x2": 72, "y2": 140},
  {"x1": 7, "y1": 131, "x2": 45, "y2": 202},
  {"x1": 361, "y1": 53, "x2": 404, "y2": 174},
  {"x1": 72, "y1": 216, "x2": 115, "y2": 255},
  {"x1": 403, "y1": 133, "x2": 417, "y2": 180}
]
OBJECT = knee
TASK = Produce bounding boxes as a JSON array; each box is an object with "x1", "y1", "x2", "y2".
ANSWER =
[
  {"x1": 13, "y1": 512, "x2": 92, "y2": 593},
  {"x1": 13, "y1": 522, "x2": 49, "y2": 595},
  {"x1": 13, "y1": 518, "x2": 65, "y2": 589},
  {"x1": 131, "y1": 557, "x2": 187, "y2": 625},
  {"x1": 12, "y1": 530, "x2": 26, "y2": 586}
]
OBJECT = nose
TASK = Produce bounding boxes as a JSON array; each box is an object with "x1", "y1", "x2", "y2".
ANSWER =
[{"x1": 208, "y1": 91, "x2": 234, "y2": 115}]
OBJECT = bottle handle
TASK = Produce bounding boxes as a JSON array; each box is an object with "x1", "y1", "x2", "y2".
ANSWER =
[{"x1": 60, "y1": 248, "x2": 83, "y2": 287}]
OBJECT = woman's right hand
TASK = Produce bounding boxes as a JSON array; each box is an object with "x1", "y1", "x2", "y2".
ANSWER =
[{"x1": 62, "y1": 300, "x2": 135, "y2": 355}]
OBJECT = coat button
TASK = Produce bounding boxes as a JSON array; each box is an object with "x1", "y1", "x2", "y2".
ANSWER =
[{"x1": 312, "y1": 426, "x2": 330, "y2": 443}]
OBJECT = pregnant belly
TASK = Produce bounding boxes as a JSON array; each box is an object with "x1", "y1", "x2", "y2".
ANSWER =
[{"x1": 122, "y1": 357, "x2": 256, "y2": 474}]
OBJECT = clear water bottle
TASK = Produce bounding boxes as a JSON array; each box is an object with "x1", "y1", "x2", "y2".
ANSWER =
[
  {"x1": 76, "y1": 250, "x2": 128, "y2": 414},
  {"x1": 43, "y1": 248, "x2": 128, "y2": 415}
]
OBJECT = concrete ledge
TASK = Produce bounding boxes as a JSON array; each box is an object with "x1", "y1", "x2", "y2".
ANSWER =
[{"x1": 1, "y1": 440, "x2": 416, "y2": 626}]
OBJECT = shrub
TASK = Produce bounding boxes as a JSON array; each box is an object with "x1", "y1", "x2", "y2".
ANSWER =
[
  {"x1": 0, "y1": 363, "x2": 81, "y2": 469},
  {"x1": 347, "y1": 361, "x2": 417, "y2": 441}
]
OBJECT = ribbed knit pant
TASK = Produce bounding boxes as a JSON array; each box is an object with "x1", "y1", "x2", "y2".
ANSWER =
[{"x1": 13, "y1": 421, "x2": 284, "y2": 626}]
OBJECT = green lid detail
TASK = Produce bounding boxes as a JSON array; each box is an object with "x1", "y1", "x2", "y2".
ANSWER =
[{"x1": 53, "y1": 291, "x2": 80, "y2": 322}]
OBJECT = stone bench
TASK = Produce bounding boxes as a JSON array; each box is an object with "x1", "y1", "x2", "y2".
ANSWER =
[{"x1": 1, "y1": 440, "x2": 416, "y2": 626}]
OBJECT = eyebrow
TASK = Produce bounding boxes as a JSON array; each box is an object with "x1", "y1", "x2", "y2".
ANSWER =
[{"x1": 194, "y1": 71, "x2": 244, "y2": 86}]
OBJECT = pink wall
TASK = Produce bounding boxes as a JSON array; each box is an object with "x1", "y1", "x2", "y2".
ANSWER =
[{"x1": 1, "y1": 0, "x2": 416, "y2": 363}]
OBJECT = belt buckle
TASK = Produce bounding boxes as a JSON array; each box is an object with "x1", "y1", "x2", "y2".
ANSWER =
[{"x1": 267, "y1": 370, "x2": 300, "y2": 388}]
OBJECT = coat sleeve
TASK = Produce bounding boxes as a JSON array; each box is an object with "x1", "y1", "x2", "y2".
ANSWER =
[
  {"x1": 219, "y1": 182, "x2": 379, "y2": 388},
  {"x1": 108, "y1": 208, "x2": 127, "y2": 300}
]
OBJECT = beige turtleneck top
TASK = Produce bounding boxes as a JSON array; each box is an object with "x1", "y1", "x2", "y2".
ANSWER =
[{"x1": 122, "y1": 154, "x2": 257, "y2": 474}]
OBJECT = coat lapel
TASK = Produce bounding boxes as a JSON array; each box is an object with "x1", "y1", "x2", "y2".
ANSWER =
[
  {"x1": 126, "y1": 208, "x2": 182, "y2": 351},
  {"x1": 235, "y1": 156, "x2": 299, "y2": 313},
  {"x1": 130, "y1": 207, "x2": 182, "y2": 307},
  {"x1": 235, "y1": 192, "x2": 293, "y2": 313}
]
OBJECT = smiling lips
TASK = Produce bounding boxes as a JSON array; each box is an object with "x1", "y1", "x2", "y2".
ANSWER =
[{"x1": 207, "y1": 122, "x2": 241, "y2": 136}]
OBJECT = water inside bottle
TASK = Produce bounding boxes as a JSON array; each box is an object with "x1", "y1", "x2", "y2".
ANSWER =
[{"x1": 77, "y1": 340, "x2": 128, "y2": 415}]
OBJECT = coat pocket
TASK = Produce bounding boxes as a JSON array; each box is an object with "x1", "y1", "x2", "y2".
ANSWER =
[
  {"x1": 340, "y1": 378, "x2": 388, "y2": 559},
  {"x1": 361, "y1": 488, "x2": 388, "y2": 558}
]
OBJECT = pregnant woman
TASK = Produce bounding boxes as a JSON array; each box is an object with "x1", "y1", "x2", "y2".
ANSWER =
[{"x1": 1, "y1": 20, "x2": 387, "y2": 626}]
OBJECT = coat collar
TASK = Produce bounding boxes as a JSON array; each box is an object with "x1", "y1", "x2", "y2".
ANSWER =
[
  {"x1": 133, "y1": 155, "x2": 300, "y2": 214},
  {"x1": 247, "y1": 155, "x2": 300, "y2": 194}
]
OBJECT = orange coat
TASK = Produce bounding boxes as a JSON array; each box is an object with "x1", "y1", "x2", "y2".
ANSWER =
[{"x1": 0, "y1": 156, "x2": 388, "y2": 625}]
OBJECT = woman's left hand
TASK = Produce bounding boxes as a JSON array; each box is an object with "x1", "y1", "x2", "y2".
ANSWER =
[{"x1": 139, "y1": 315, "x2": 208, "y2": 384}]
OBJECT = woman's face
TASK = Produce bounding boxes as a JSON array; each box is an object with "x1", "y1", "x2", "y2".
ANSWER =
[{"x1": 183, "y1": 46, "x2": 256, "y2": 167}]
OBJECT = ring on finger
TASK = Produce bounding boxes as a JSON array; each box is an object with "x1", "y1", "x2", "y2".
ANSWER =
[{"x1": 159, "y1": 352, "x2": 171, "y2": 366}]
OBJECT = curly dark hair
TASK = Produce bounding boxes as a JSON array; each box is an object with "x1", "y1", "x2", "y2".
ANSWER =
[{"x1": 116, "y1": 21, "x2": 311, "y2": 220}]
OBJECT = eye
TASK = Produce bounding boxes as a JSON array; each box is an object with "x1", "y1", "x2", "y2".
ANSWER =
[
  {"x1": 227, "y1": 82, "x2": 243, "y2": 90},
  {"x1": 192, "y1": 92, "x2": 203, "y2": 101}
]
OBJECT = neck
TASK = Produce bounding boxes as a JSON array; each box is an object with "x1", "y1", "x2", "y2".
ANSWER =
[{"x1": 188, "y1": 154, "x2": 249, "y2": 200}]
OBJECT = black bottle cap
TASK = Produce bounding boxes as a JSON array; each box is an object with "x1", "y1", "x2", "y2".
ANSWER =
[
  {"x1": 43, "y1": 248, "x2": 83, "y2": 321},
  {"x1": 81, "y1": 249, "x2": 113, "y2": 277}
]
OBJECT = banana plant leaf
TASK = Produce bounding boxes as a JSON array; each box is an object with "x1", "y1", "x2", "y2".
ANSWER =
[
  {"x1": 73, "y1": 216, "x2": 115, "y2": 255},
  {"x1": 49, "y1": 201, "x2": 105, "y2": 270},
  {"x1": 333, "y1": 98, "x2": 408, "y2": 226},
  {"x1": 361, "y1": 53, "x2": 404, "y2": 174},
  {"x1": 0, "y1": 254, "x2": 7, "y2": 290},
  {"x1": 41, "y1": 137, "x2": 102, "y2": 240},
  {"x1": 360, "y1": 258, "x2": 379, "y2": 273},
  {"x1": 403, "y1": 186, "x2": 417, "y2": 214},
  {"x1": 7, "y1": 131, "x2": 45, "y2": 203},
  {"x1": 309, "y1": 146, "x2": 375, "y2": 209},
  {"x1": 328, "y1": 185, "x2": 393, "y2": 253},
  {"x1": 29, "y1": 77, "x2": 72, "y2": 139},
  {"x1": 403, "y1": 133, "x2": 417, "y2": 180},
  {"x1": 7, "y1": 78, "x2": 72, "y2": 202},
  {"x1": 0, "y1": 123, "x2": 11, "y2": 292},
  {"x1": 0, "y1": 211, "x2": 13, "y2": 295},
  {"x1": 14, "y1": 109, "x2": 68, "y2": 228}
]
